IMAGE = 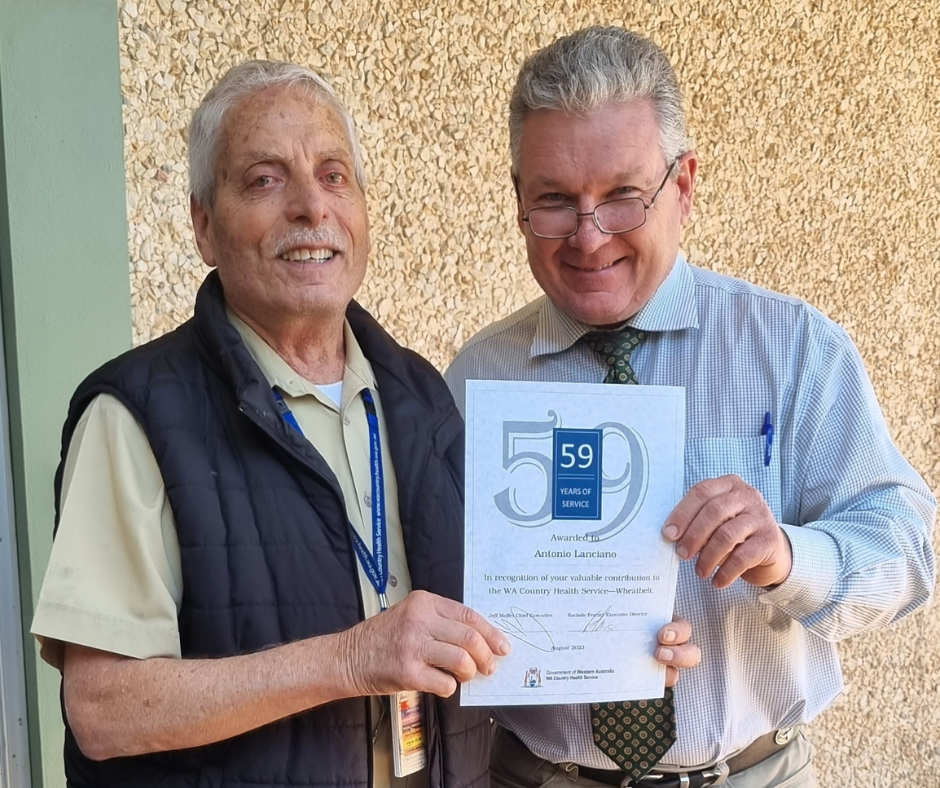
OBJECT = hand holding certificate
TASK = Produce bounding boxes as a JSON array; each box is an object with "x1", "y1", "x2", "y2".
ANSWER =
[{"x1": 462, "y1": 380, "x2": 685, "y2": 706}]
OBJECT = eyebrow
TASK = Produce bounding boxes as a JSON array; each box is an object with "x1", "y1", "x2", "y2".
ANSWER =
[
  {"x1": 610, "y1": 170, "x2": 652, "y2": 186},
  {"x1": 230, "y1": 151, "x2": 285, "y2": 172},
  {"x1": 236, "y1": 149, "x2": 354, "y2": 168},
  {"x1": 527, "y1": 169, "x2": 652, "y2": 192},
  {"x1": 319, "y1": 149, "x2": 355, "y2": 165}
]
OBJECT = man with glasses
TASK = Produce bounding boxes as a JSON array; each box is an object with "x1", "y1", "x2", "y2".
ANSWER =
[{"x1": 445, "y1": 26, "x2": 935, "y2": 788}]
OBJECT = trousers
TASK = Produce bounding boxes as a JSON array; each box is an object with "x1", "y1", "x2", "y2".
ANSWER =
[{"x1": 490, "y1": 725, "x2": 816, "y2": 788}]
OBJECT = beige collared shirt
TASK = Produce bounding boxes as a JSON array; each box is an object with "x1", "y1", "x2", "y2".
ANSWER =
[{"x1": 32, "y1": 313, "x2": 424, "y2": 788}]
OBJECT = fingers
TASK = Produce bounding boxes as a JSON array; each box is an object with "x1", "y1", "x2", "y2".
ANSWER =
[
  {"x1": 414, "y1": 669, "x2": 459, "y2": 698},
  {"x1": 419, "y1": 639, "x2": 485, "y2": 686},
  {"x1": 662, "y1": 475, "x2": 738, "y2": 545},
  {"x1": 665, "y1": 666, "x2": 679, "y2": 687},
  {"x1": 659, "y1": 617, "x2": 691, "y2": 646},
  {"x1": 656, "y1": 616, "x2": 700, "y2": 688},
  {"x1": 656, "y1": 617, "x2": 700, "y2": 670},
  {"x1": 406, "y1": 594, "x2": 511, "y2": 696},
  {"x1": 426, "y1": 617, "x2": 500, "y2": 678},
  {"x1": 663, "y1": 475, "x2": 791, "y2": 588},
  {"x1": 348, "y1": 591, "x2": 510, "y2": 698},
  {"x1": 665, "y1": 475, "x2": 751, "y2": 559},
  {"x1": 709, "y1": 530, "x2": 779, "y2": 588},
  {"x1": 655, "y1": 642, "x2": 701, "y2": 670},
  {"x1": 433, "y1": 595, "x2": 512, "y2": 657},
  {"x1": 693, "y1": 514, "x2": 760, "y2": 580}
]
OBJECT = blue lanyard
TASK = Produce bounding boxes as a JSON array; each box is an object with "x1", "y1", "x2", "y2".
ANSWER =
[{"x1": 273, "y1": 387, "x2": 390, "y2": 611}]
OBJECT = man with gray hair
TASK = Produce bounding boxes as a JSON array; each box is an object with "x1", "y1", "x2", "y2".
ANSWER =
[
  {"x1": 446, "y1": 26, "x2": 936, "y2": 788},
  {"x1": 30, "y1": 60, "x2": 514, "y2": 788}
]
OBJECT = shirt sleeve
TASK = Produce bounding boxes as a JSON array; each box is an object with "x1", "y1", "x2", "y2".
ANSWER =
[
  {"x1": 30, "y1": 393, "x2": 183, "y2": 669},
  {"x1": 760, "y1": 321, "x2": 937, "y2": 640}
]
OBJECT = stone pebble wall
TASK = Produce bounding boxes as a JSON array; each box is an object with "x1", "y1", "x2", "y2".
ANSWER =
[{"x1": 119, "y1": 1, "x2": 939, "y2": 783}]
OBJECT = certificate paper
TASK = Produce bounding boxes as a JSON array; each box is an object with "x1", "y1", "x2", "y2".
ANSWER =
[{"x1": 462, "y1": 380, "x2": 685, "y2": 706}]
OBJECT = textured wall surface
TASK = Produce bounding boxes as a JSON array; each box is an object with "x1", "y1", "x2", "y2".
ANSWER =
[{"x1": 118, "y1": 1, "x2": 939, "y2": 784}]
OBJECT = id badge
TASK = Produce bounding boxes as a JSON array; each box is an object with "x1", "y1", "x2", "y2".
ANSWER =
[{"x1": 391, "y1": 690, "x2": 427, "y2": 777}]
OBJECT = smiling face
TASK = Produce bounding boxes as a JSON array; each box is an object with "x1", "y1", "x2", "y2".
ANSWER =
[
  {"x1": 191, "y1": 84, "x2": 369, "y2": 332},
  {"x1": 515, "y1": 100, "x2": 696, "y2": 327}
]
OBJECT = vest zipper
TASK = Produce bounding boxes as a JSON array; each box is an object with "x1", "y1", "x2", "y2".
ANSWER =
[
  {"x1": 237, "y1": 400, "x2": 369, "y2": 620},
  {"x1": 238, "y1": 400, "x2": 374, "y2": 780}
]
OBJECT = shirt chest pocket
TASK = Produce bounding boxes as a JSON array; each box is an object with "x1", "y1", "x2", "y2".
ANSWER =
[{"x1": 684, "y1": 437, "x2": 783, "y2": 522}]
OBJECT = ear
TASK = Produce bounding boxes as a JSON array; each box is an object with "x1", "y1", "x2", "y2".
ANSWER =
[
  {"x1": 675, "y1": 152, "x2": 698, "y2": 225},
  {"x1": 512, "y1": 173, "x2": 526, "y2": 235},
  {"x1": 190, "y1": 193, "x2": 217, "y2": 268}
]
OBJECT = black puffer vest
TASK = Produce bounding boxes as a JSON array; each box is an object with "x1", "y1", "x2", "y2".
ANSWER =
[{"x1": 54, "y1": 271, "x2": 490, "y2": 788}]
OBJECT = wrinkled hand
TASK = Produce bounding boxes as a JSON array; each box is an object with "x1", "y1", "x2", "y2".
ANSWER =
[
  {"x1": 341, "y1": 590, "x2": 511, "y2": 699},
  {"x1": 663, "y1": 474, "x2": 792, "y2": 589},
  {"x1": 655, "y1": 617, "x2": 700, "y2": 687}
]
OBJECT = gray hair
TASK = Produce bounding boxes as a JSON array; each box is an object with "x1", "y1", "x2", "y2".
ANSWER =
[
  {"x1": 188, "y1": 60, "x2": 367, "y2": 206},
  {"x1": 509, "y1": 27, "x2": 690, "y2": 176}
]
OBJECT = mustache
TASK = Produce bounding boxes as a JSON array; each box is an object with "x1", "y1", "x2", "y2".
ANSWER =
[{"x1": 273, "y1": 228, "x2": 346, "y2": 257}]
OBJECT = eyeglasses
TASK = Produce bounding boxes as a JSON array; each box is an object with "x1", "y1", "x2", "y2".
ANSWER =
[{"x1": 520, "y1": 160, "x2": 677, "y2": 240}]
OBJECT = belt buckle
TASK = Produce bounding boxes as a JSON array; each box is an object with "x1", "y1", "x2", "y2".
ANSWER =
[{"x1": 637, "y1": 763, "x2": 727, "y2": 788}]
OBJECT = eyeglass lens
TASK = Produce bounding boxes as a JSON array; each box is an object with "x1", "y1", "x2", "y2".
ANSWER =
[{"x1": 528, "y1": 198, "x2": 646, "y2": 238}]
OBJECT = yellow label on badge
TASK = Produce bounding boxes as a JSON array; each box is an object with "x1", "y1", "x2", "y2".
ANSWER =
[{"x1": 392, "y1": 690, "x2": 427, "y2": 777}]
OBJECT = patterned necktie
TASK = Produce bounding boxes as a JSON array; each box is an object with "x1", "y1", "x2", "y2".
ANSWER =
[{"x1": 583, "y1": 327, "x2": 677, "y2": 782}]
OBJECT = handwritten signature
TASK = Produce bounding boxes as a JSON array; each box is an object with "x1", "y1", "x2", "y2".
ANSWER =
[
  {"x1": 492, "y1": 607, "x2": 556, "y2": 653},
  {"x1": 583, "y1": 605, "x2": 619, "y2": 633}
]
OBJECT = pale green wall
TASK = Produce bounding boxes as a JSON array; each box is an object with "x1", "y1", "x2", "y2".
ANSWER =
[{"x1": 0, "y1": 2, "x2": 132, "y2": 785}]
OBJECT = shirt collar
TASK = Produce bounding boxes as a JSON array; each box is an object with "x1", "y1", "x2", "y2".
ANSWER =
[
  {"x1": 226, "y1": 309, "x2": 377, "y2": 405},
  {"x1": 629, "y1": 253, "x2": 699, "y2": 332},
  {"x1": 530, "y1": 254, "x2": 699, "y2": 358},
  {"x1": 338, "y1": 320, "x2": 377, "y2": 406}
]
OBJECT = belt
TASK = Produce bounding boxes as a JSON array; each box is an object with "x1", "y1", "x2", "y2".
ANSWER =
[{"x1": 575, "y1": 727, "x2": 799, "y2": 788}]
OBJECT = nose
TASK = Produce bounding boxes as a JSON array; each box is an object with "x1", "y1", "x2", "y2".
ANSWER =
[
  {"x1": 286, "y1": 175, "x2": 329, "y2": 226},
  {"x1": 567, "y1": 211, "x2": 612, "y2": 255}
]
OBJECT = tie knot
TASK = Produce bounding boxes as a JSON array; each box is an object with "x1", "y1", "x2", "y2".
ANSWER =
[{"x1": 584, "y1": 327, "x2": 647, "y2": 385}]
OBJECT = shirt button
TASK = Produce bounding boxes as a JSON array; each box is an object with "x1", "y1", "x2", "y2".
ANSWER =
[
  {"x1": 343, "y1": 414, "x2": 351, "y2": 425},
  {"x1": 363, "y1": 494, "x2": 372, "y2": 507},
  {"x1": 389, "y1": 574, "x2": 398, "y2": 588}
]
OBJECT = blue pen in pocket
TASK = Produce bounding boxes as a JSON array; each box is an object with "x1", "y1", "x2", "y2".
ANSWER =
[{"x1": 761, "y1": 412, "x2": 774, "y2": 466}]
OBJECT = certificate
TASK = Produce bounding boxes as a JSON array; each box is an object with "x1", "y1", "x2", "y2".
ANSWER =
[{"x1": 461, "y1": 380, "x2": 685, "y2": 706}]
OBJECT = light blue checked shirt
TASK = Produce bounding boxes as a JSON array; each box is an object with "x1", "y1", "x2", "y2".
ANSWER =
[{"x1": 445, "y1": 255, "x2": 936, "y2": 769}]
